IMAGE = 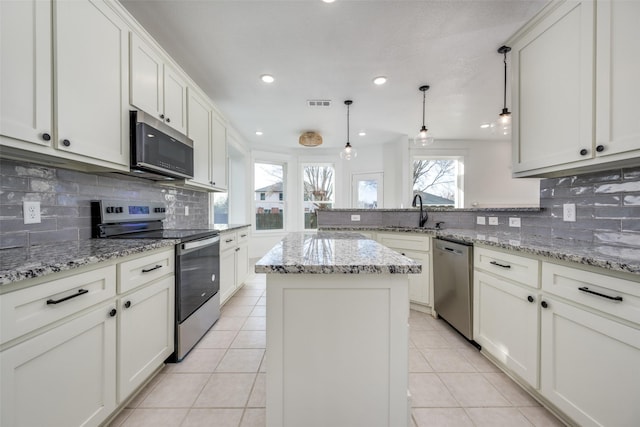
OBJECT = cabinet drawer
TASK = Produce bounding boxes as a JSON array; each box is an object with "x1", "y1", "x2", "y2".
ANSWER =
[
  {"x1": 542, "y1": 262, "x2": 640, "y2": 325},
  {"x1": 220, "y1": 232, "x2": 237, "y2": 252},
  {"x1": 237, "y1": 228, "x2": 250, "y2": 245},
  {"x1": 378, "y1": 233, "x2": 430, "y2": 252},
  {"x1": 118, "y1": 249, "x2": 175, "y2": 294},
  {"x1": 474, "y1": 247, "x2": 539, "y2": 288},
  {"x1": 1, "y1": 265, "x2": 116, "y2": 344}
]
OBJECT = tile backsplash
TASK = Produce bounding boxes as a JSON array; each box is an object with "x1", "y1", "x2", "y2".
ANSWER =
[
  {"x1": 318, "y1": 166, "x2": 640, "y2": 247},
  {"x1": 0, "y1": 159, "x2": 210, "y2": 249}
]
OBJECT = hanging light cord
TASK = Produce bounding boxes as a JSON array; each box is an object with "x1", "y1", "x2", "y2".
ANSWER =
[
  {"x1": 346, "y1": 103, "x2": 350, "y2": 143},
  {"x1": 422, "y1": 89, "x2": 426, "y2": 128},
  {"x1": 503, "y1": 50, "x2": 508, "y2": 110}
]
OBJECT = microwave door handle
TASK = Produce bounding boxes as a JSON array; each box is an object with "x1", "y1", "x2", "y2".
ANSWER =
[{"x1": 180, "y1": 236, "x2": 220, "y2": 253}]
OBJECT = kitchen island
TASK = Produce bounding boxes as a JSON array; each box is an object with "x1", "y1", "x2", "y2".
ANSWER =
[{"x1": 255, "y1": 231, "x2": 421, "y2": 427}]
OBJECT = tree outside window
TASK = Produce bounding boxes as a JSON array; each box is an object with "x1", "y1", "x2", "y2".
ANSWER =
[
  {"x1": 412, "y1": 158, "x2": 461, "y2": 207},
  {"x1": 255, "y1": 162, "x2": 285, "y2": 231},
  {"x1": 303, "y1": 164, "x2": 334, "y2": 229}
]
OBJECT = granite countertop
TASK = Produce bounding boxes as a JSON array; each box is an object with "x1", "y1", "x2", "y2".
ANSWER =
[
  {"x1": 0, "y1": 239, "x2": 178, "y2": 286},
  {"x1": 255, "y1": 231, "x2": 422, "y2": 274},
  {"x1": 208, "y1": 224, "x2": 251, "y2": 232},
  {"x1": 320, "y1": 226, "x2": 640, "y2": 276}
]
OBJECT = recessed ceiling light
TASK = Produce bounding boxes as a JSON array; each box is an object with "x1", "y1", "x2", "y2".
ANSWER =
[
  {"x1": 255, "y1": 131, "x2": 263, "y2": 136},
  {"x1": 358, "y1": 131, "x2": 366, "y2": 136},
  {"x1": 323, "y1": 0, "x2": 336, "y2": 3},
  {"x1": 480, "y1": 123, "x2": 491, "y2": 129},
  {"x1": 260, "y1": 74, "x2": 275, "y2": 83},
  {"x1": 373, "y1": 76, "x2": 387, "y2": 85}
]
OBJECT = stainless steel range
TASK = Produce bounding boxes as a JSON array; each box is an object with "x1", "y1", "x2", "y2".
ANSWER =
[{"x1": 92, "y1": 199, "x2": 220, "y2": 362}]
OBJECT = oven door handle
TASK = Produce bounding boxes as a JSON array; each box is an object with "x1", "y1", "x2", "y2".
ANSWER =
[{"x1": 180, "y1": 236, "x2": 220, "y2": 253}]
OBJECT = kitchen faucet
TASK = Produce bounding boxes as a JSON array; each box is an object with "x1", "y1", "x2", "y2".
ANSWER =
[{"x1": 411, "y1": 194, "x2": 428, "y2": 228}]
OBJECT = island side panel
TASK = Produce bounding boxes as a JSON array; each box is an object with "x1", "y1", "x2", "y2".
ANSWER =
[{"x1": 266, "y1": 274, "x2": 409, "y2": 427}]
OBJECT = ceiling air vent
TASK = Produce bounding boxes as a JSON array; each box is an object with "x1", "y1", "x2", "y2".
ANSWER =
[{"x1": 307, "y1": 99, "x2": 331, "y2": 107}]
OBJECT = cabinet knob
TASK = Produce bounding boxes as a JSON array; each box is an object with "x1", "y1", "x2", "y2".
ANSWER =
[
  {"x1": 596, "y1": 144, "x2": 605, "y2": 153},
  {"x1": 401, "y1": 253, "x2": 406, "y2": 256},
  {"x1": 124, "y1": 300, "x2": 132, "y2": 309},
  {"x1": 579, "y1": 148, "x2": 588, "y2": 156},
  {"x1": 541, "y1": 301, "x2": 548, "y2": 309},
  {"x1": 212, "y1": 182, "x2": 215, "y2": 186},
  {"x1": 527, "y1": 295, "x2": 534, "y2": 303},
  {"x1": 62, "y1": 139, "x2": 71, "y2": 147},
  {"x1": 42, "y1": 132, "x2": 51, "y2": 141},
  {"x1": 160, "y1": 114, "x2": 165, "y2": 119},
  {"x1": 165, "y1": 117, "x2": 171, "y2": 123},
  {"x1": 109, "y1": 308, "x2": 117, "y2": 317}
]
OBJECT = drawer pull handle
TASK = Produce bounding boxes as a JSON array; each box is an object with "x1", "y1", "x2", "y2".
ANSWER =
[
  {"x1": 47, "y1": 289, "x2": 88, "y2": 305},
  {"x1": 240, "y1": 234, "x2": 247, "y2": 237},
  {"x1": 142, "y1": 264, "x2": 162, "y2": 273},
  {"x1": 527, "y1": 295, "x2": 534, "y2": 303},
  {"x1": 578, "y1": 286, "x2": 623, "y2": 301},
  {"x1": 225, "y1": 239, "x2": 234, "y2": 243},
  {"x1": 490, "y1": 261, "x2": 511, "y2": 269}
]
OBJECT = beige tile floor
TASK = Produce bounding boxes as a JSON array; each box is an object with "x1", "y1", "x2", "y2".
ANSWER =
[{"x1": 109, "y1": 273, "x2": 565, "y2": 427}]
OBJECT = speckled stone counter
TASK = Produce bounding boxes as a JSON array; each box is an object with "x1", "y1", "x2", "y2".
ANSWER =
[
  {"x1": 208, "y1": 223, "x2": 251, "y2": 233},
  {"x1": 255, "y1": 231, "x2": 421, "y2": 274},
  {"x1": 320, "y1": 226, "x2": 640, "y2": 276},
  {"x1": 0, "y1": 239, "x2": 178, "y2": 286}
]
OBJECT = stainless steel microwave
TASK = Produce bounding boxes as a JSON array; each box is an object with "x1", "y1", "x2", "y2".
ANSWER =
[{"x1": 129, "y1": 111, "x2": 194, "y2": 180}]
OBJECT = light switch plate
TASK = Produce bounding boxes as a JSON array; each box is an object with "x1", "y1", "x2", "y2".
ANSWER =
[
  {"x1": 23, "y1": 201, "x2": 41, "y2": 224},
  {"x1": 509, "y1": 217, "x2": 521, "y2": 228},
  {"x1": 488, "y1": 217, "x2": 499, "y2": 225},
  {"x1": 563, "y1": 203, "x2": 576, "y2": 222},
  {"x1": 476, "y1": 216, "x2": 485, "y2": 225},
  {"x1": 351, "y1": 214, "x2": 361, "y2": 221}
]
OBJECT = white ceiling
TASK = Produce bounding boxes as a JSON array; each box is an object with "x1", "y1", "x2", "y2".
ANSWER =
[{"x1": 120, "y1": 0, "x2": 548, "y2": 150}]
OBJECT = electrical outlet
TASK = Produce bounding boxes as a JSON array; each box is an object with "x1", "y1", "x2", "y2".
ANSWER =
[
  {"x1": 351, "y1": 214, "x2": 361, "y2": 221},
  {"x1": 509, "y1": 217, "x2": 521, "y2": 228},
  {"x1": 185, "y1": 205, "x2": 189, "y2": 216},
  {"x1": 488, "y1": 217, "x2": 499, "y2": 225},
  {"x1": 476, "y1": 216, "x2": 485, "y2": 225},
  {"x1": 563, "y1": 203, "x2": 576, "y2": 222},
  {"x1": 23, "y1": 201, "x2": 41, "y2": 224}
]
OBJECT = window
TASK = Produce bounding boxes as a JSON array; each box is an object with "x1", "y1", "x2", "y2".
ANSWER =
[
  {"x1": 212, "y1": 192, "x2": 228, "y2": 224},
  {"x1": 255, "y1": 162, "x2": 285, "y2": 231},
  {"x1": 412, "y1": 158, "x2": 463, "y2": 207},
  {"x1": 303, "y1": 163, "x2": 335, "y2": 229}
]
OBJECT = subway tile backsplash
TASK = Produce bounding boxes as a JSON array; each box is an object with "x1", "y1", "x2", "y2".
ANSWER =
[
  {"x1": 0, "y1": 159, "x2": 210, "y2": 249},
  {"x1": 319, "y1": 166, "x2": 640, "y2": 247}
]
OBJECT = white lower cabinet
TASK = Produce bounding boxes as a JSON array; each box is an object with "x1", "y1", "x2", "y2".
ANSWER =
[
  {"x1": 473, "y1": 270, "x2": 539, "y2": 388},
  {"x1": 0, "y1": 303, "x2": 117, "y2": 427},
  {"x1": 377, "y1": 233, "x2": 431, "y2": 310},
  {"x1": 220, "y1": 228, "x2": 250, "y2": 305},
  {"x1": 118, "y1": 275, "x2": 174, "y2": 400},
  {"x1": 0, "y1": 248, "x2": 175, "y2": 427}
]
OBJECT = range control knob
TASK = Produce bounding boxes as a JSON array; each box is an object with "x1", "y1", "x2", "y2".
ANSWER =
[
  {"x1": 106, "y1": 207, "x2": 114, "y2": 213},
  {"x1": 115, "y1": 207, "x2": 123, "y2": 213}
]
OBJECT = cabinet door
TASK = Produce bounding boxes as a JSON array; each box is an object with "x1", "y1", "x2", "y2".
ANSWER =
[
  {"x1": 540, "y1": 297, "x2": 640, "y2": 427},
  {"x1": 473, "y1": 271, "x2": 539, "y2": 388},
  {"x1": 220, "y1": 249, "x2": 236, "y2": 305},
  {"x1": 396, "y1": 249, "x2": 430, "y2": 306},
  {"x1": 163, "y1": 65, "x2": 188, "y2": 134},
  {"x1": 0, "y1": 0, "x2": 52, "y2": 147},
  {"x1": 118, "y1": 276, "x2": 174, "y2": 400},
  {"x1": 211, "y1": 112, "x2": 228, "y2": 190},
  {"x1": 187, "y1": 89, "x2": 213, "y2": 188},
  {"x1": 130, "y1": 33, "x2": 164, "y2": 119},
  {"x1": 595, "y1": 0, "x2": 640, "y2": 158},
  {"x1": 236, "y1": 243, "x2": 249, "y2": 288},
  {"x1": 54, "y1": 0, "x2": 129, "y2": 166},
  {"x1": 0, "y1": 304, "x2": 117, "y2": 427},
  {"x1": 512, "y1": 1, "x2": 595, "y2": 173}
]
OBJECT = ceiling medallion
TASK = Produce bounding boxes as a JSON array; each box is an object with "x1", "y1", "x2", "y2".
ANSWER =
[{"x1": 299, "y1": 131, "x2": 323, "y2": 147}]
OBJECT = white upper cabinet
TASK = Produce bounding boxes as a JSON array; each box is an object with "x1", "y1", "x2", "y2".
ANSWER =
[
  {"x1": 54, "y1": 0, "x2": 129, "y2": 166},
  {"x1": 130, "y1": 33, "x2": 188, "y2": 135},
  {"x1": 187, "y1": 88, "x2": 214, "y2": 188},
  {"x1": 594, "y1": 0, "x2": 640, "y2": 158},
  {"x1": 511, "y1": 1, "x2": 595, "y2": 175},
  {"x1": 0, "y1": 0, "x2": 52, "y2": 147},
  {"x1": 511, "y1": 0, "x2": 640, "y2": 177},
  {"x1": 211, "y1": 112, "x2": 228, "y2": 190}
]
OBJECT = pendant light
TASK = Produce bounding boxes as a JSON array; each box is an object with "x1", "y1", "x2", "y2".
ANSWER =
[
  {"x1": 340, "y1": 100, "x2": 357, "y2": 160},
  {"x1": 497, "y1": 45, "x2": 512, "y2": 132},
  {"x1": 414, "y1": 85, "x2": 434, "y2": 147}
]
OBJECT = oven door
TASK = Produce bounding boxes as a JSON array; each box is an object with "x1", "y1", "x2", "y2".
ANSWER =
[{"x1": 176, "y1": 235, "x2": 220, "y2": 323}]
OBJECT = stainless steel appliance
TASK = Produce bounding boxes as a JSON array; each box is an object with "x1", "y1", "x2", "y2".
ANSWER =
[
  {"x1": 92, "y1": 199, "x2": 219, "y2": 362},
  {"x1": 127, "y1": 110, "x2": 194, "y2": 181},
  {"x1": 433, "y1": 237, "x2": 475, "y2": 341}
]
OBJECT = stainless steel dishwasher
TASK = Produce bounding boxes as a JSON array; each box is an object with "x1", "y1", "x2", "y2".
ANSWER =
[{"x1": 433, "y1": 238, "x2": 474, "y2": 340}]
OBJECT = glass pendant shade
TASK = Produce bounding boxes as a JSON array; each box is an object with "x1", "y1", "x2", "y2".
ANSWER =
[
  {"x1": 340, "y1": 142, "x2": 357, "y2": 160},
  {"x1": 498, "y1": 46, "x2": 512, "y2": 135},
  {"x1": 413, "y1": 85, "x2": 434, "y2": 147}
]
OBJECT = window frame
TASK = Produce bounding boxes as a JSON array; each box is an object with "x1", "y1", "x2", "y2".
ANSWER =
[
  {"x1": 411, "y1": 155, "x2": 464, "y2": 208},
  {"x1": 254, "y1": 160, "x2": 286, "y2": 233},
  {"x1": 301, "y1": 162, "x2": 336, "y2": 230}
]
